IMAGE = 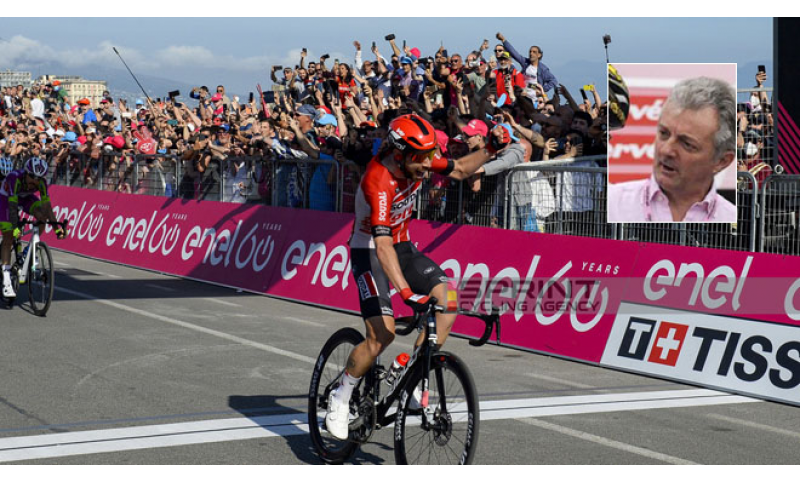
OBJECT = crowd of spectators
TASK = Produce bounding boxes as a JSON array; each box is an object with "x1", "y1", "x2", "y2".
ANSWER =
[
  {"x1": 1, "y1": 32, "x2": 610, "y2": 232},
  {"x1": 737, "y1": 70, "x2": 775, "y2": 186}
]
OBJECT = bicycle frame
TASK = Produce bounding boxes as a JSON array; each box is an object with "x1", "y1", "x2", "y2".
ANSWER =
[
  {"x1": 15, "y1": 225, "x2": 42, "y2": 285},
  {"x1": 310, "y1": 294, "x2": 502, "y2": 465},
  {"x1": 359, "y1": 300, "x2": 501, "y2": 433},
  {"x1": 369, "y1": 305, "x2": 441, "y2": 429}
]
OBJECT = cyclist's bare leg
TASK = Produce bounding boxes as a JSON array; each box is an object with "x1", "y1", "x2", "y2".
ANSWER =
[
  {"x1": 346, "y1": 314, "x2": 396, "y2": 378},
  {"x1": 414, "y1": 282, "x2": 456, "y2": 349},
  {"x1": 1, "y1": 230, "x2": 12, "y2": 266}
]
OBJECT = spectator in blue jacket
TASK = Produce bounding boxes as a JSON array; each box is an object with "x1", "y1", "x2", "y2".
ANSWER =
[{"x1": 496, "y1": 32, "x2": 558, "y2": 96}]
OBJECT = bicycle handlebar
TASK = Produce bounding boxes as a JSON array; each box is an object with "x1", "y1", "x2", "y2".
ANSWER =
[
  {"x1": 14, "y1": 220, "x2": 69, "y2": 239},
  {"x1": 394, "y1": 297, "x2": 502, "y2": 347},
  {"x1": 16, "y1": 220, "x2": 69, "y2": 229},
  {"x1": 461, "y1": 307, "x2": 501, "y2": 347}
]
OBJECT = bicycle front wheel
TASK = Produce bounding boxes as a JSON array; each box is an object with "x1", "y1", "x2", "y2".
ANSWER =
[
  {"x1": 28, "y1": 242, "x2": 54, "y2": 317},
  {"x1": 308, "y1": 327, "x2": 364, "y2": 464},
  {"x1": 394, "y1": 351, "x2": 479, "y2": 465}
]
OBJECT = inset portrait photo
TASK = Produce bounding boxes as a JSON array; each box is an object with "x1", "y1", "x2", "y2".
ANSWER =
[{"x1": 607, "y1": 63, "x2": 737, "y2": 223}]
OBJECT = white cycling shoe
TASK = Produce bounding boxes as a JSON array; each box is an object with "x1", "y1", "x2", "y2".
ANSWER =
[
  {"x1": 2, "y1": 280, "x2": 15, "y2": 298},
  {"x1": 325, "y1": 389, "x2": 351, "y2": 441}
]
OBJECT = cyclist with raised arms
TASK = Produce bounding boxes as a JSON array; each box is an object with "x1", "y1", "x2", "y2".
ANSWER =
[
  {"x1": 326, "y1": 113, "x2": 509, "y2": 440},
  {"x1": 1, "y1": 156, "x2": 66, "y2": 298}
]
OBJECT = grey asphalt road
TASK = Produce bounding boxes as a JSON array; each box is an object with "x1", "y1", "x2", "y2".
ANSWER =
[{"x1": 0, "y1": 250, "x2": 798, "y2": 465}]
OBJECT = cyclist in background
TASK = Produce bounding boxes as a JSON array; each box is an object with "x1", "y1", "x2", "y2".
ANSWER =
[
  {"x1": 1, "y1": 156, "x2": 66, "y2": 298},
  {"x1": 326, "y1": 113, "x2": 509, "y2": 440}
]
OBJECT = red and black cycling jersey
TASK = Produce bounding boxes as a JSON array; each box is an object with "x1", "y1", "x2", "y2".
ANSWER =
[{"x1": 349, "y1": 156, "x2": 421, "y2": 249}]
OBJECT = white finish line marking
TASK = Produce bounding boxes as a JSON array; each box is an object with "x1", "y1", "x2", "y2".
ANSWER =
[
  {"x1": 0, "y1": 389, "x2": 757, "y2": 463},
  {"x1": 517, "y1": 418, "x2": 698, "y2": 465},
  {"x1": 55, "y1": 286, "x2": 316, "y2": 365}
]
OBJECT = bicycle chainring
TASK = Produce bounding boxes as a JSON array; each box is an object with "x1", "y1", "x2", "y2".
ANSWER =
[{"x1": 348, "y1": 396, "x2": 376, "y2": 444}]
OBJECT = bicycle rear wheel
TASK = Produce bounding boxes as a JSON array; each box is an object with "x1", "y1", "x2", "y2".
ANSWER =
[
  {"x1": 28, "y1": 242, "x2": 54, "y2": 317},
  {"x1": 394, "y1": 352, "x2": 479, "y2": 465},
  {"x1": 308, "y1": 327, "x2": 364, "y2": 464}
]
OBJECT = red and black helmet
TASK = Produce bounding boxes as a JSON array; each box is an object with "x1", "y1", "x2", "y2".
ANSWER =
[{"x1": 387, "y1": 114, "x2": 437, "y2": 155}]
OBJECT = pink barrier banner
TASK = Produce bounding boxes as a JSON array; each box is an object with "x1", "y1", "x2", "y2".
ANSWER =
[
  {"x1": 47, "y1": 187, "x2": 800, "y2": 405},
  {"x1": 47, "y1": 186, "x2": 633, "y2": 364},
  {"x1": 409, "y1": 222, "x2": 635, "y2": 363},
  {"x1": 602, "y1": 245, "x2": 800, "y2": 406}
]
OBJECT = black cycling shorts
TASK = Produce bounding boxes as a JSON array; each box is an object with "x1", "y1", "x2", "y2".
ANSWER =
[{"x1": 351, "y1": 241, "x2": 449, "y2": 320}]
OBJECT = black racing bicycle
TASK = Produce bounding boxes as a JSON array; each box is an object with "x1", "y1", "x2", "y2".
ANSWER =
[
  {"x1": 308, "y1": 300, "x2": 500, "y2": 465},
  {"x1": 3, "y1": 220, "x2": 68, "y2": 316}
]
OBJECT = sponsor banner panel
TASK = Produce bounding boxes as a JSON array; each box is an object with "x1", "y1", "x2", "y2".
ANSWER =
[
  {"x1": 48, "y1": 186, "x2": 296, "y2": 293},
  {"x1": 49, "y1": 186, "x2": 800, "y2": 393},
  {"x1": 602, "y1": 302, "x2": 800, "y2": 406},
  {"x1": 46, "y1": 187, "x2": 639, "y2": 363},
  {"x1": 627, "y1": 243, "x2": 800, "y2": 327},
  {"x1": 410, "y1": 222, "x2": 637, "y2": 362}
]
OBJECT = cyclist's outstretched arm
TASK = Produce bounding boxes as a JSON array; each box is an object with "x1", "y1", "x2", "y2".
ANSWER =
[
  {"x1": 441, "y1": 125, "x2": 512, "y2": 181},
  {"x1": 440, "y1": 146, "x2": 494, "y2": 181}
]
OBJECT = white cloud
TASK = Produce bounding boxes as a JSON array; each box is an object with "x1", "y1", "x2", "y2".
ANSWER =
[
  {"x1": 0, "y1": 35, "x2": 158, "y2": 72},
  {"x1": 0, "y1": 35, "x2": 302, "y2": 75},
  {"x1": 155, "y1": 45, "x2": 216, "y2": 67},
  {"x1": 0, "y1": 35, "x2": 59, "y2": 67}
]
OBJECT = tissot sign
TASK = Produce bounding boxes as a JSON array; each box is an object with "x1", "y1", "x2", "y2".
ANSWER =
[{"x1": 603, "y1": 303, "x2": 800, "y2": 405}]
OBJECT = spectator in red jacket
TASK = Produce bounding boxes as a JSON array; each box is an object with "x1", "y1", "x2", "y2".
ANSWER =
[{"x1": 493, "y1": 52, "x2": 525, "y2": 106}]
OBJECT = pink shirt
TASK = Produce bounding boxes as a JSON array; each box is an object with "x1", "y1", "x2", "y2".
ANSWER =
[{"x1": 607, "y1": 175, "x2": 736, "y2": 223}]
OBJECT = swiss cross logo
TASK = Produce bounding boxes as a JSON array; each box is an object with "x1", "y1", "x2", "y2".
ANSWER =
[
  {"x1": 647, "y1": 322, "x2": 689, "y2": 367},
  {"x1": 617, "y1": 318, "x2": 688, "y2": 367}
]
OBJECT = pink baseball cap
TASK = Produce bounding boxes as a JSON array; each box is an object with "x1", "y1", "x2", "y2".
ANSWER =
[
  {"x1": 410, "y1": 47, "x2": 421, "y2": 58},
  {"x1": 435, "y1": 129, "x2": 449, "y2": 155},
  {"x1": 211, "y1": 93, "x2": 223, "y2": 102},
  {"x1": 461, "y1": 119, "x2": 488, "y2": 138}
]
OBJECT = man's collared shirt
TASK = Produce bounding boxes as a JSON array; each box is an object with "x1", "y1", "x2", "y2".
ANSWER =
[{"x1": 607, "y1": 174, "x2": 736, "y2": 223}]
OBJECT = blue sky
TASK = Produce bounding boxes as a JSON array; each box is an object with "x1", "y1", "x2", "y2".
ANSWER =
[{"x1": 0, "y1": 18, "x2": 773, "y2": 99}]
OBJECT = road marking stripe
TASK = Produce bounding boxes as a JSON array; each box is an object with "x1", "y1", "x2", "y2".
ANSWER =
[
  {"x1": 706, "y1": 413, "x2": 800, "y2": 440},
  {"x1": 516, "y1": 418, "x2": 698, "y2": 465},
  {"x1": 281, "y1": 316, "x2": 326, "y2": 328},
  {"x1": 206, "y1": 298, "x2": 241, "y2": 308},
  {"x1": 55, "y1": 286, "x2": 316, "y2": 365},
  {"x1": 0, "y1": 390, "x2": 757, "y2": 463},
  {"x1": 523, "y1": 373, "x2": 596, "y2": 389},
  {"x1": 145, "y1": 284, "x2": 176, "y2": 292}
]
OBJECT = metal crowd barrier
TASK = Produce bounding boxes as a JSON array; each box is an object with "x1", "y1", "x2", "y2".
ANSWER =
[
  {"x1": 42, "y1": 150, "x2": 353, "y2": 209},
  {"x1": 505, "y1": 156, "x2": 609, "y2": 237},
  {"x1": 759, "y1": 174, "x2": 800, "y2": 254},
  {"x1": 39, "y1": 149, "x2": 800, "y2": 257}
]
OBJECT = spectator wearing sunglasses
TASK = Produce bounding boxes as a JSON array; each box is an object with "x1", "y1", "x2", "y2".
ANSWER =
[{"x1": 496, "y1": 32, "x2": 558, "y2": 96}]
